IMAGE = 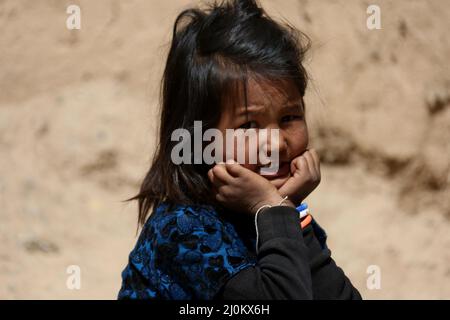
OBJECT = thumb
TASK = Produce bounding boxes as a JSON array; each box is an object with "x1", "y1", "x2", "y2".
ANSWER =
[
  {"x1": 278, "y1": 178, "x2": 295, "y2": 198},
  {"x1": 225, "y1": 160, "x2": 249, "y2": 177}
]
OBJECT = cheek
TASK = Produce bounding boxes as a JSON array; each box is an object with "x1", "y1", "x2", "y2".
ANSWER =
[{"x1": 285, "y1": 126, "x2": 309, "y2": 157}]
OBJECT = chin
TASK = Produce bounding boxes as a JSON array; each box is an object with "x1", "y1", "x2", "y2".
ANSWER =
[{"x1": 258, "y1": 162, "x2": 292, "y2": 189}]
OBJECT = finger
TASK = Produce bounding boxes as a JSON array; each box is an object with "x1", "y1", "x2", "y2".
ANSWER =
[
  {"x1": 291, "y1": 155, "x2": 304, "y2": 171},
  {"x1": 215, "y1": 193, "x2": 226, "y2": 203},
  {"x1": 293, "y1": 156, "x2": 309, "y2": 178},
  {"x1": 290, "y1": 158, "x2": 297, "y2": 175},
  {"x1": 225, "y1": 160, "x2": 246, "y2": 178},
  {"x1": 208, "y1": 169, "x2": 225, "y2": 189},
  {"x1": 303, "y1": 151, "x2": 319, "y2": 179},
  {"x1": 212, "y1": 164, "x2": 234, "y2": 184},
  {"x1": 208, "y1": 169, "x2": 214, "y2": 183}
]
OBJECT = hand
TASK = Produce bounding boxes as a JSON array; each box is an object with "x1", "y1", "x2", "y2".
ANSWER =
[
  {"x1": 278, "y1": 149, "x2": 321, "y2": 206},
  {"x1": 208, "y1": 161, "x2": 283, "y2": 215}
]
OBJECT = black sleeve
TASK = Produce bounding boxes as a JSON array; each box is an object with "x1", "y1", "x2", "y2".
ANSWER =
[
  {"x1": 302, "y1": 222, "x2": 362, "y2": 300},
  {"x1": 217, "y1": 206, "x2": 314, "y2": 300},
  {"x1": 217, "y1": 207, "x2": 362, "y2": 300}
]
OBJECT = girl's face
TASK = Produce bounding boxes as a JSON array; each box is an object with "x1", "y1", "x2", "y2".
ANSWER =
[{"x1": 217, "y1": 78, "x2": 309, "y2": 189}]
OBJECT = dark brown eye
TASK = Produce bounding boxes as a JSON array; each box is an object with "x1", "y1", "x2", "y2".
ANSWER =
[
  {"x1": 239, "y1": 121, "x2": 258, "y2": 129},
  {"x1": 281, "y1": 115, "x2": 303, "y2": 123}
]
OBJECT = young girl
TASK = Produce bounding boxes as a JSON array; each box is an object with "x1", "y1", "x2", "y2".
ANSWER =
[{"x1": 118, "y1": 0, "x2": 361, "y2": 300}]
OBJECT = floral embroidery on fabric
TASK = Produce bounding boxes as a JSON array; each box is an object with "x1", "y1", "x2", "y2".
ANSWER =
[{"x1": 118, "y1": 204, "x2": 256, "y2": 300}]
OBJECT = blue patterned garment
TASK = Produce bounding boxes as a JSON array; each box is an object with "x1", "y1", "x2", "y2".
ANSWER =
[{"x1": 118, "y1": 204, "x2": 257, "y2": 300}]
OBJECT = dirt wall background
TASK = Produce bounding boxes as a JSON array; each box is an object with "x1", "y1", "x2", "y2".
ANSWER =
[{"x1": 0, "y1": 0, "x2": 449, "y2": 299}]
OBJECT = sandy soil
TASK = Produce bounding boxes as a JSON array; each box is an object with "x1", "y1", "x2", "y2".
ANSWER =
[{"x1": 0, "y1": 0, "x2": 449, "y2": 299}]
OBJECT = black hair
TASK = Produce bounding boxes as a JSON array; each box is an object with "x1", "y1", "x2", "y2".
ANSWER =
[{"x1": 129, "y1": 0, "x2": 311, "y2": 226}]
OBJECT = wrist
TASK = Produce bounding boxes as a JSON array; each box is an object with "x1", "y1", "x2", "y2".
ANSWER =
[
  {"x1": 251, "y1": 194, "x2": 295, "y2": 215},
  {"x1": 280, "y1": 198, "x2": 296, "y2": 208},
  {"x1": 286, "y1": 195, "x2": 305, "y2": 207},
  {"x1": 264, "y1": 194, "x2": 285, "y2": 207},
  {"x1": 251, "y1": 196, "x2": 281, "y2": 215}
]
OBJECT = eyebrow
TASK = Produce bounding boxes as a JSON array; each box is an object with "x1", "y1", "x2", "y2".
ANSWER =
[
  {"x1": 236, "y1": 100, "x2": 304, "y2": 117},
  {"x1": 282, "y1": 103, "x2": 304, "y2": 113}
]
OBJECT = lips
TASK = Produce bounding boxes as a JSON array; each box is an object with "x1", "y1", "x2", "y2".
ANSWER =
[{"x1": 259, "y1": 162, "x2": 291, "y2": 179}]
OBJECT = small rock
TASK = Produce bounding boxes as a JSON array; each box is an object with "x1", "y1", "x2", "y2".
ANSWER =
[
  {"x1": 23, "y1": 238, "x2": 59, "y2": 254},
  {"x1": 399, "y1": 20, "x2": 408, "y2": 38},
  {"x1": 426, "y1": 86, "x2": 450, "y2": 115}
]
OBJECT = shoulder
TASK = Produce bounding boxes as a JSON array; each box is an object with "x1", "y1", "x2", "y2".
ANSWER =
[
  {"x1": 129, "y1": 203, "x2": 255, "y2": 299},
  {"x1": 148, "y1": 203, "x2": 238, "y2": 242},
  {"x1": 149, "y1": 203, "x2": 254, "y2": 270}
]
